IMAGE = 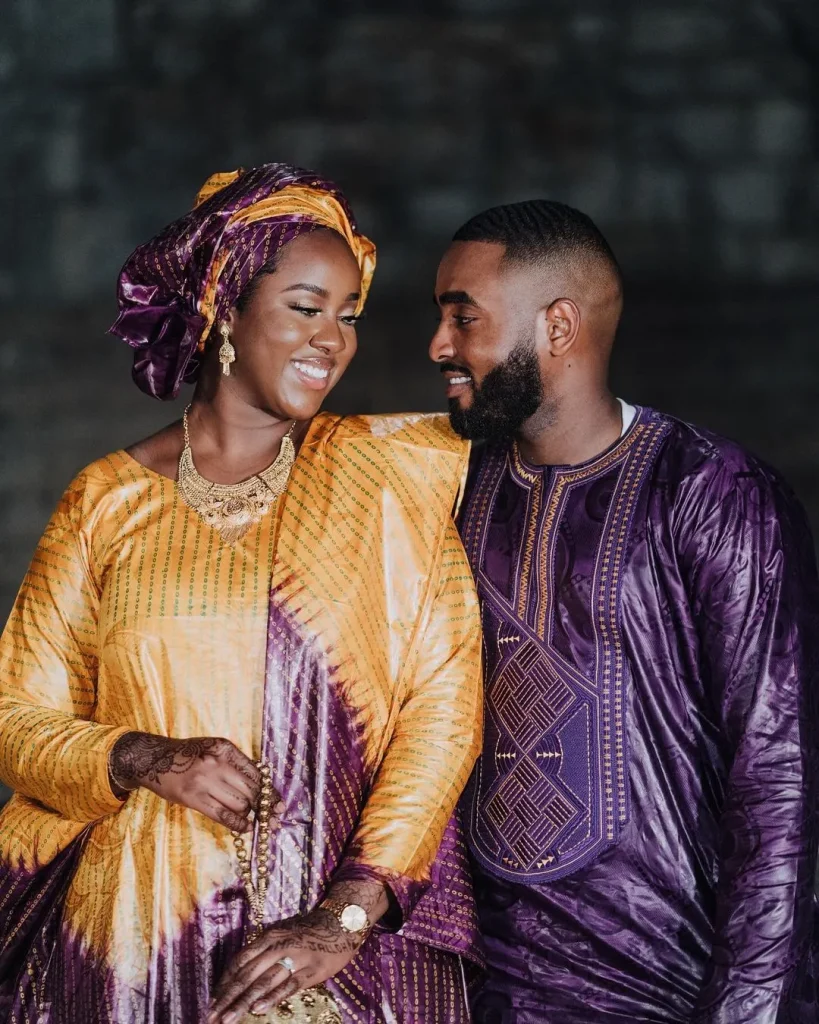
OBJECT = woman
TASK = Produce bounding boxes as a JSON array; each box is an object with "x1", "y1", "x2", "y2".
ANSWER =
[{"x1": 0, "y1": 164, "x2": 483, "y2": 1023}]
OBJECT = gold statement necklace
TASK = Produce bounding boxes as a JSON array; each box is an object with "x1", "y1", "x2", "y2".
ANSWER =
[{"x1": 177, "y1": 406, "x2": 296, "y2": 544}]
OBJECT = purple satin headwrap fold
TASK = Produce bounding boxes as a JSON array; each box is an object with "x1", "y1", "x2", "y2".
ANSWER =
[
  {"x1": 109, "y1": 163, "x2": 373, "y2": 400},
  {"x1": 116, "y1": 286, "x2": 207, "y2": 399}
]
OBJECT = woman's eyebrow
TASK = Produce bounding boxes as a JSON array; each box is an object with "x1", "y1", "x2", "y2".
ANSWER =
[
  {"x1": 282, "y1": 283, "x2": 330, "y2": 298},
  {"x1": 282, "y1": 283, "x2": 361, "y2": 303}
]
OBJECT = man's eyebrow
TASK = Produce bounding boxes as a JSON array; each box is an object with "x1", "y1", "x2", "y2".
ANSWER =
[{"x1": 435, "y1": 290, "x2": 482, "y2": 307}]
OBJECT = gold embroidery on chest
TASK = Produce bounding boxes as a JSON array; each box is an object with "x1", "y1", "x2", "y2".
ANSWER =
[{"x1": 484, "y1": 640, "x2": 577, "y2": 869}]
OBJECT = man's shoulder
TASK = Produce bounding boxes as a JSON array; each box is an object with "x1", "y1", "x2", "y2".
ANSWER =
[
  {"x1": 651, "y1": 409, "x2": 783, "y2": 489},
  {"x1": 454, "y1": 410, "x2": 777, "y2": 494},
  {"x1": 647, "y1": 408, "x2": 800, "y2": 530}
]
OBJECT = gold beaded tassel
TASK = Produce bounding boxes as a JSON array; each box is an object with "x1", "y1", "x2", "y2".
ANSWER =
[
  {"x1": 230, "y1": 762, "x2": 344, "y2": 1023},
  {"x1": 233, "y1": 762, "x2": 274, "y2": 943}
]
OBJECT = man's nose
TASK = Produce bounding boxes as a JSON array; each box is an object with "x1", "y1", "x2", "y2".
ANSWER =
[{"x1": 429, "y1": 322, "x2": 455, "y2": 364}]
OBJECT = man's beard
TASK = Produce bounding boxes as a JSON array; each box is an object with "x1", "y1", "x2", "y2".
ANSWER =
[{"x1": 447, "y1": 334, "x2": 544, "y2": 442}]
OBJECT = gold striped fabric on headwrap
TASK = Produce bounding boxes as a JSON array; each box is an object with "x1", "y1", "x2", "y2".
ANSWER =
[{"x1": 109, "y1": 163, "x2": 376, "y2": 399}]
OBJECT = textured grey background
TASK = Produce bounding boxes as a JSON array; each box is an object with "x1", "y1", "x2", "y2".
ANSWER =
[{"x1": 1, "y1": 0, "x2": 818, "y2": 627}]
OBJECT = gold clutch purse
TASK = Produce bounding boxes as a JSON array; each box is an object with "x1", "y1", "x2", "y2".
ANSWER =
[
  {"x1": 239, "y1": 984, "x2": 341, "y2": 1023},
  {"x1": 233, "y1": 763, "x2": 343, "y2": 1024}
]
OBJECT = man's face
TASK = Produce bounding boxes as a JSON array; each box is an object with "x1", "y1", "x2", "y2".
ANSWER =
[{"x1": 429, "y1": 241, "x2": 544, "y2": 441}]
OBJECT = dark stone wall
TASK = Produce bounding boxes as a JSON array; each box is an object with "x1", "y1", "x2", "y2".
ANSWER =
[
  {"x1": 1, "y1": 0, "x2": 818, "y2": 815},
  {"x1": 2, "y1": 0, "x2": 818, "y2": 600},
  {"x1": 3, "y1": 0, "x2": 818, "y2": 303}
]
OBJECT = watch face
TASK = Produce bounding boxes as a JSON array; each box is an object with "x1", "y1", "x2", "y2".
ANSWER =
[{"x1": 340, "y1": 903, "x2": 368, "y2": 933}]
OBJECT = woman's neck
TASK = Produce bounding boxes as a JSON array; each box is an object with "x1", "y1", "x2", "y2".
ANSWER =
[{"x1": 184, "y1": 390, "x2": 305, "y2": 485}]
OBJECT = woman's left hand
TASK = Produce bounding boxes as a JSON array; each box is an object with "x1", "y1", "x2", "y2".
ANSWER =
[{"x1": 207, "y1": 908, "x2": 358, "y2": 1023}]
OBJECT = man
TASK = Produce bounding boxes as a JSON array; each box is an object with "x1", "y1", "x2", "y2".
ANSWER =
[{"x1": 430, "y1": 200, "x2": 819, "y2": 1022}]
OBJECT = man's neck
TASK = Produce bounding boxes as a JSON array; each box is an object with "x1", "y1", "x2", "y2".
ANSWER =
[{"x1": 515, "y1": 391, "x2": 623, "y2": 467}]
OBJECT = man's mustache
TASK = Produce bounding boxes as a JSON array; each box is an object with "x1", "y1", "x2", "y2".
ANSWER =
[{"x1": 438, "y1": 362, "x2": 471, "y2": 375}]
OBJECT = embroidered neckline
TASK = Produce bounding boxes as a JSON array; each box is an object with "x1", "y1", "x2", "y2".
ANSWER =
[{"x1": 510, "y1": 405, "x2": 645, "y2": 484}]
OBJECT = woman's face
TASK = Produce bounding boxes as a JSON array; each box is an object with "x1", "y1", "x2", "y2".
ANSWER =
[{"x1": 224, "y1": 229, "x2": 363, "y2": 422}]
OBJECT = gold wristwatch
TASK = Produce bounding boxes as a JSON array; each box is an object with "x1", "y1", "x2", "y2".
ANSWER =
[{"x1": 320, "y1": 898, "x2": 371, "y2": 937}]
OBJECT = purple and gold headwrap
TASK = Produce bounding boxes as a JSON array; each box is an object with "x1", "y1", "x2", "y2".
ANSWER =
[{"x1": 109, "y1": 163, "x2": 376, "y2": 400}]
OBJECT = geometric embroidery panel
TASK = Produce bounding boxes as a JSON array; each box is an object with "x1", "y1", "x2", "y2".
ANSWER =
[
  {"x1": 484, "y1": 764, "x2": 576, "y2": 869},
  {"x1": 488, "y1": 640, "x2": 574, "y2": 752},
  {"x1": 463, "y1": 412, "x2": 671, "y2": 882},
  {"x1": 483, "y1": 640, "x2": 580, "y2": 869}
]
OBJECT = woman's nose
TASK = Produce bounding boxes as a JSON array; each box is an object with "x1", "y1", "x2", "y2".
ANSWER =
[{"x1": 311, "y1": 320, "x2": 346, "y2": 353}]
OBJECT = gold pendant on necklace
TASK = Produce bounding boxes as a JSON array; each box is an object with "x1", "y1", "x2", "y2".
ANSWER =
[{"x1": 177, "y1": 407, "x2": 296, "y2": 544}]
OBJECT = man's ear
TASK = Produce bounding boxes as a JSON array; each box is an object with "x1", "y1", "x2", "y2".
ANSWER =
[{"x1": 542, "y1": 297, "x2": 580, "y2": 357}]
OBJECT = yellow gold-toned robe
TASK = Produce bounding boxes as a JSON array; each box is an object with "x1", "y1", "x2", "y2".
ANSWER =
[{"x1": 0, "y1": 412, "x2": 483, "y2": 1023}]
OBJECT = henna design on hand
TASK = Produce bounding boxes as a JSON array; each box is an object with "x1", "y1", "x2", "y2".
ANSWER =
[
  {"x1": 208, "y1": 910, "x2": 356, "y2": 1021},
  {"x1": 209, "y1": 882, "x2": 389, "y2": 1021},
  {"x1": 110, "y1": 732, "x2": 223, "y2": 788},
  {"x1": 108, "y1": 732, "x2": 270, "y2": 837},
  {"x1": 264, "y1": 908, "x2": 358, "y2": 956}
]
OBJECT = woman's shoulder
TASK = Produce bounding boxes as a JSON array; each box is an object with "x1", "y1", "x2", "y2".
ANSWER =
[
  {"x1": 123, "y1": 420, "x2": 182, "y2": 480},
  {"x1": 64, "y1": 450, "x2": 153, "y2": 493},
  {"x1": 53, "y1": 447, "x2": 169, "y2": 535},
  {"x1": 318, "y1": 411, "x2": 466, "y2": 455},
  {"x1": 311, "y1": 411, "x2": 469, "y2": 513},
  {"x1": 65, "y1": 418, "x2": 181, "y2": 499}
]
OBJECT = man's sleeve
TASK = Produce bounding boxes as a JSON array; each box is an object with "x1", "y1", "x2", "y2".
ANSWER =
[{"x1": 677, "y1": 455, "x2": 819, "y2": 1022}]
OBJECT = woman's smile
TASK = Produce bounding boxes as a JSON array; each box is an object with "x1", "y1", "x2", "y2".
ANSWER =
[{"x1": 291, "y1": 356, "x2": 334, "y2": 390}]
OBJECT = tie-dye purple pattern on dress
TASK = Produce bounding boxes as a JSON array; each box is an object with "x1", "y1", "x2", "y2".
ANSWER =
[
  {"x1": 256, "y1": 598, "x2": 480, "y2": 1022},
  {"x1": 0, "y1": 595, "x2": 479, "y2": 1023},
  {"x1": 0, "y1": 833, "x2": 253, "y2": 1020},
  {"x1": 0, "y1": 837, "x2": 89, "y2": 1019}
]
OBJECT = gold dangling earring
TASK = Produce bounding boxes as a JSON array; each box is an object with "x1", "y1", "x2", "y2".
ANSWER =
[{"x1": 218, "y1": 322, "x2": 236, "y2": 377}]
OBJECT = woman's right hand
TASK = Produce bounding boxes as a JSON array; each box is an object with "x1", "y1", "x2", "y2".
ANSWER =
[{"x1": 109, "y1": 732, "x2": 281, "y2": 833}]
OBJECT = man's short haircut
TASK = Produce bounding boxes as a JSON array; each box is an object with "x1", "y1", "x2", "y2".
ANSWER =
[{"x1": 452, "y1": 200, "x2": 622, "y2": 293}]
